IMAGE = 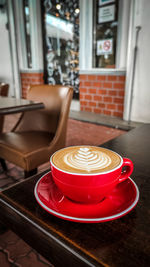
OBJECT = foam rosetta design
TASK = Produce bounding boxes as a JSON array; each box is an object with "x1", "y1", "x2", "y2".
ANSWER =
[{"x1": 64, "y1": 147, "x2": 112, "y2": 172}]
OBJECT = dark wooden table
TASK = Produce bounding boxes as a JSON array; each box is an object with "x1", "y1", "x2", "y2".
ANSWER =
[
  {"x1": 0, "y1": 124, "x2": 149, "y2": 267},
  {"x1": 0, "y1": 96, "x2": 44, "y2": 115}
]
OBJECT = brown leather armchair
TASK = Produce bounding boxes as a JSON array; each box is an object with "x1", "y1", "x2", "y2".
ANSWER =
[
  {"x1": 0, "y1": 84, "x2": 73, "y2": 177},
  {"x1": 0, "y1": 83, "x2": 9, "y2": 171}
]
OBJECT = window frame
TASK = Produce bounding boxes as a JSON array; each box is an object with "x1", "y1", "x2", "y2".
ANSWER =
[
  {"x1": 79, "y1": 0, "x2": 131, "y2": 74},
  {"x1": 14, "y1": 0, "x2": 43, "y2": 72}
]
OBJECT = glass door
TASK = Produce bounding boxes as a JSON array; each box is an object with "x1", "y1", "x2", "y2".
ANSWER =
[{"x1": 42, "y1": 0, "x2": 79, "y2": 99}]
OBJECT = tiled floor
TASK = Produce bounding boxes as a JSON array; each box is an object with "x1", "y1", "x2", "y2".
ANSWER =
[{"x1": 0, "y1": 114, "x2": 126, "y2": 266}]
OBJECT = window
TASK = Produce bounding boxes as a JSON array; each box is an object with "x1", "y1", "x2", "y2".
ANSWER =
[
  {"x1": 42, "y1": 0, "x2": 80, "y2": 99},
  {"x1": 93, "y1": 0, "x2": 119, "y2": 68},
  {"x1": 23, "y1": 0, "x2": 32, "y2": 68}
]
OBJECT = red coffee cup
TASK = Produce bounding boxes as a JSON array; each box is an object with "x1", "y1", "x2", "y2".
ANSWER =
[{"x1": 50, "y1": 146, "x2": 134, "y2": 204}]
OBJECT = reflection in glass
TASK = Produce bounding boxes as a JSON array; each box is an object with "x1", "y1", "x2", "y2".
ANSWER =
[
  {"x1": 23, "y1": 0, "x2": 32, "y2": 68},
  {"x1": 93, "y1": 0, "x2": 119, "y2": 68},
  {"x1": 42, "y1": 0, "x2": 79, "y2": 99}
]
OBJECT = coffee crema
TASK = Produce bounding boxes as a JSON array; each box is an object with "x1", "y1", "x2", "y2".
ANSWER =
[{"x1": 52, "y1": 146, "x2": 121, "y2": 174}]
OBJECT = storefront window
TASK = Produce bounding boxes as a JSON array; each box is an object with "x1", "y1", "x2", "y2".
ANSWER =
[
  {"x1": 42, "y1": 0, "x2": 79, "y2": 99},
  {"x1": 23, "y1": 0, "x2": 32, "y2": 68},
  {"x1": 93, "y1": 0, "x2": 119, "y2": 68}
]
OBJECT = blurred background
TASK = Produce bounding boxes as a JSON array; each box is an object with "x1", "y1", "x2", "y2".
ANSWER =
[{"x1": 0, "y1": 0, "x2": 150, "y2": 123}]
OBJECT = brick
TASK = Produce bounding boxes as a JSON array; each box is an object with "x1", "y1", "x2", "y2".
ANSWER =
[
  {"x1": 31, "y1": 78, "x2": 39, "y2": 82},
  {"x1": 113, "y1": 111, "x2": 123, "y2": 118},
  {"x1": 103, "y1": 110, "x2": 112, "y2": 115},
  {"x1": 113, "y1": 83, "x2": 124, "y2": 89},
  {"x1": 80, "y1": 88, "x2": 87, "y2": 93},
  {"x1": 118, "y1": 90, "x2": 125, "y2": 97},
  {"x1": 103, "y1": 96, "x2": 112, "y2": 102},
  {"x1": 98, "y1": 89, "x2": 107, "y2": 95},
  {"x1": 84, "y1": 81, "x2": 91, "y2": 86},
  {"x1": 79, "y1": 94, "x2": 84, "y2": 100},
  {"x1": 79, "y1": 81, "x2": 84, "y2": 87},
  {"x1": 22, "y1": 89, "x2": 28, "y2": 93},
  {"x1": 97, "y1": 75, "x2": 106, "y2": 81},
  {"x1": 103, "y1": 82, "x2": 112, "y2": 89},
  {"x1": 30, "y1": 73, "x2": 42, "y2": 77},
  {"x1": 107, "y1": 104, "x2": 116, "y2": 110},
  {"x1": 26, "y1": 73, "x2": 33, "y2": 77},
  {"x1": 85, "y1": 107, "x2": 92, "y2": 112},
  {"x1": 117, "y1": 105, "x2": 124, "y2": 112},
  {"x1": 118, "y1": 76, "x2": 125, "y2": 82},
  {"x1": 80, "y1": 101, "x2": 88, "y2": 106},
  {"x1": 85, "y1": 94, "x2": 92, "y2": 100},
  {"x1": 93, "y1": 82, "x2": 101, "y2": 87},
  {"x1": 114, "y1": 97, "x2": 124, "y2": 104},
  {"x1": 22, "y1": 83, "x2": 29, "y2": 87},
  {"x1": 89, "y1": 101, "x2": 96, "y2": 107},
  {"x1": 98, "y1": 103, "x2": 105, "y2": 108},
  {"x1": 94, "y1": 108, "x2": 102, "y2": 113},
  {"x1": 108, "y1": 75, "x2": 117, "y2": 81},
  {"x1": 22, "y1": 91, "x2": 27, "y2": 96},
  {"x1": 87, "y1": 75, "x2": 97, "y2": 81},
  {"x1": 23, "y1": 74, "x2": 29, "y2": 78},
  {"x1": 26, "y1": 78, "x2": 32, "y2": 82},
  {"x1": 20, "y1": 73, "x2": 28, "y2": 78},
  {"x1": 88, "y1": 88, "x2": 96, "y2": 94},
  {"x1": 20, "y1": 77, "x2": 27, "y2": 82},
  {"x1": 94, "y1": 95, "x2": 102, "y2": 101},
  {"x1": 108, "y1": 90, "x2": 117, "y2": 96}
]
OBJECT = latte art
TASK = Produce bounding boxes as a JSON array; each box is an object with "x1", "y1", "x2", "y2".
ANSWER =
[
  {"x1": 52, "y1": 146, "x2": 121, "y2": 174},
  {"x1": 64, "y1": 148, "x2": 112, "y2": 172}
]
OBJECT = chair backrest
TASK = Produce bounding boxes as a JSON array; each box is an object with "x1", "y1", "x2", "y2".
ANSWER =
[
  {"x1": 0, "y1": 83, "x2": 9, "y2": 97},
  {"x1": 13, "y1": 85, "x2": 73, "y2": 143},
  {"x1": 0, "y1": 83, "x2": 9, "y2": 132}
]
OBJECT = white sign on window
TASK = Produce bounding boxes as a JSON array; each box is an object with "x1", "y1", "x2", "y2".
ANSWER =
[
  {"x1": 98, "y1": 5, "x2": 115, "y2": 23},
  {"x1": 99, "y1": 0, "x2": 115, "y2": 6},
  {"x1": 97, "y1": 39, "x2": 113, "y2": 55}
]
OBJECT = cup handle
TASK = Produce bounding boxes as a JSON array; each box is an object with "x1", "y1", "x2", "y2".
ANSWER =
[{"x1": 119, "y1": 158, "x2": 134, "y2": 183}]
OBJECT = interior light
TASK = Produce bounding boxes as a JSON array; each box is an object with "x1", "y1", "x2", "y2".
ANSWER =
[
  {"x1": 75, "y1": 8, "x2": 80, "y2": 14},
  {"x1": 56, "y1": 4, "x2": 61, "y2": 10}
]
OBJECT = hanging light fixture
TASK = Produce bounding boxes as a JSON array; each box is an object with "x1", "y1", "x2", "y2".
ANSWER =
[
  {"x1": 56, "y1": 4, "x2": 61, "y2": 10},
  {"x1": 75, "y1": 8, "x2": 80, "y2": 14}
]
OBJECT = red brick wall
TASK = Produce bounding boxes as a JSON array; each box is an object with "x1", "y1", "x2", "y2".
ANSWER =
[
  {"x1": 20, "y1": 72, "x2": 44, "y2": 98},
  {"x1": 79, "y1": 74, "x2": 125, "y2": 118}
]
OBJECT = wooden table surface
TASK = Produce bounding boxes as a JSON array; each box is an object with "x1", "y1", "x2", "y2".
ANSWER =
[
  {"x1": 0, "y1": 124, "x2": 149, "y2": 267},
  {"x1": 0, "y1": 96, "x2": 44, "y2": 115}
]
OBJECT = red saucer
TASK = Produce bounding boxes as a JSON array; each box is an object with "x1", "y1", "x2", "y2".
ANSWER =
[{"x1": 34, "y1": 171, "x2": 139, "y2": 223}]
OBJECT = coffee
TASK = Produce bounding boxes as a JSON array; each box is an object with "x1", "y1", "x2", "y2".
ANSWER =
[
  {"x1": 52, "y1": 146, "x2": 121, "y2": 174},
  {"x1": 50, "y1": 146, "x2": 133, "y2": 203}
]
